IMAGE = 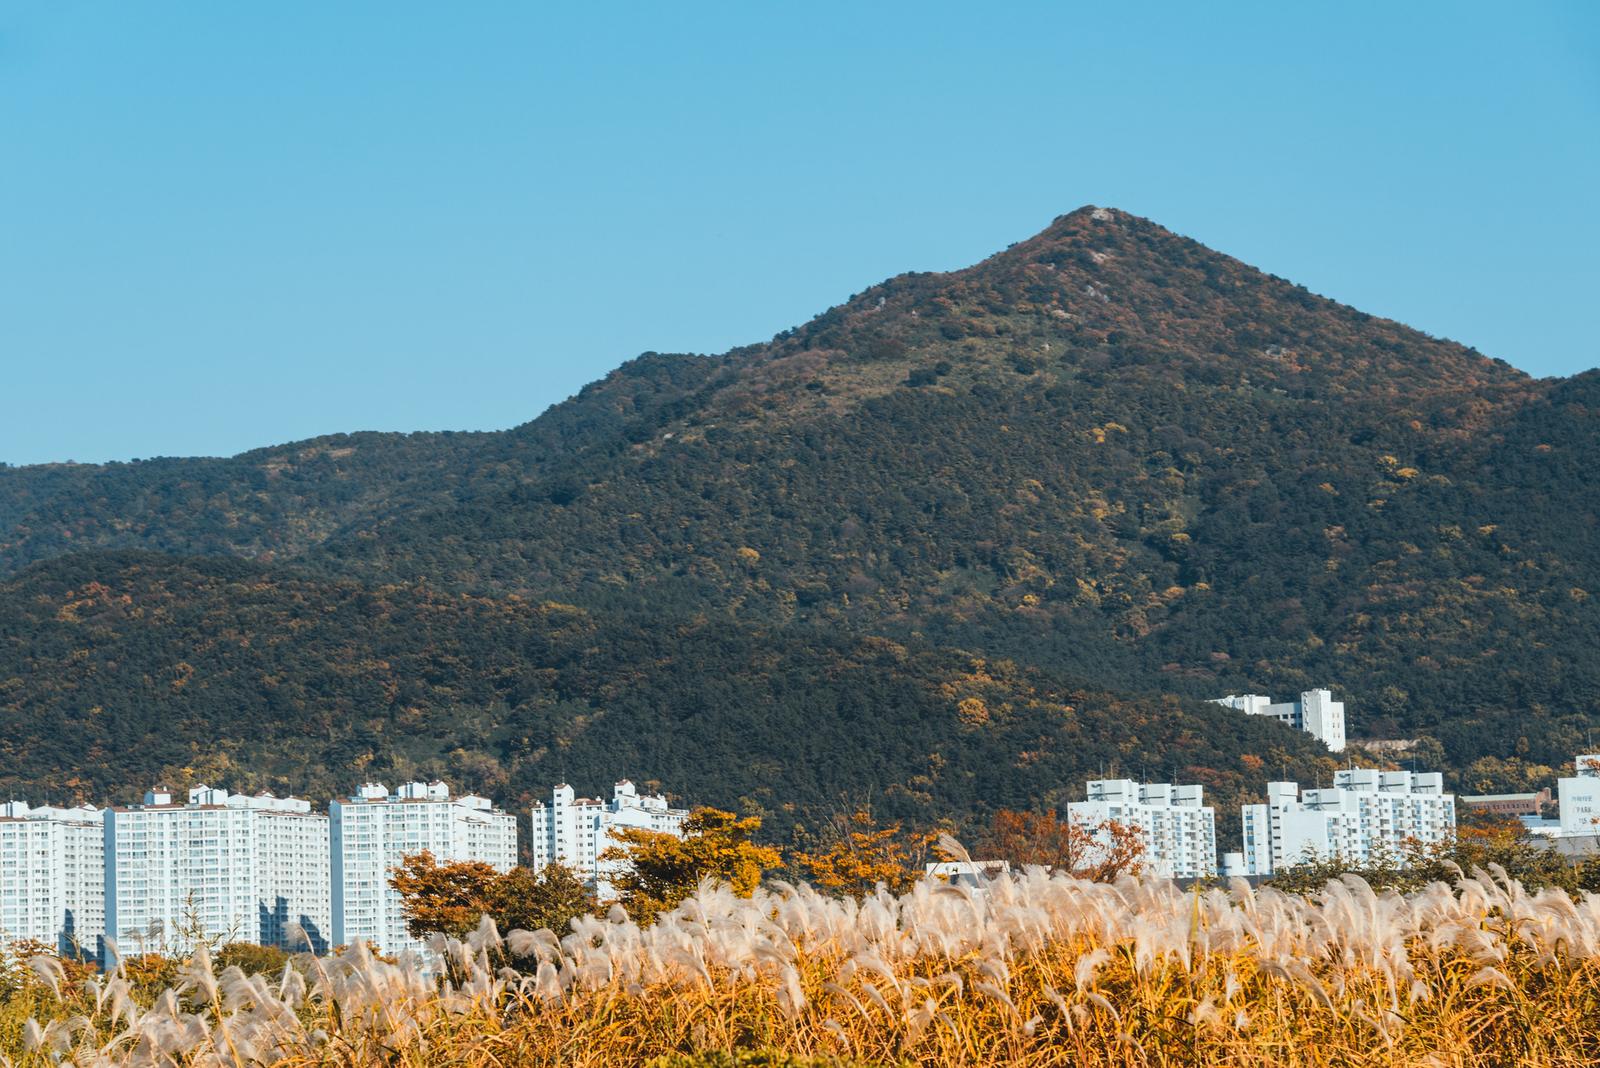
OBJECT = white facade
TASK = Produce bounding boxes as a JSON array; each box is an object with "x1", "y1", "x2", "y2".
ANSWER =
[
  {"x1": 104, "y1": 786, "x2": 330, "y2": 962},
  {"x1": 1239, "y1": 769, "x2": 1455, "y2": 875},
  {"x1": 330, "y1": 781, "x2": 517, "y2": 958},
  {"x1": 530, "y1": 781, "x2": 689, "y2": 900},
  {"x1": 1558, "y1": 754, "x2": 1600, "y2": 836},
  {"x1": 1211, "y1": 688, "x2": 1347, "y2": 752},
  {"x1": 1067, "y1": 779, "x2": 1218, "y2": 878},
  {"x1": 239, "y1": 791, "x2": 332, "y2": 953},
  {"x1": 0, "y1": 802, "x2": 104, "y2": 958}
]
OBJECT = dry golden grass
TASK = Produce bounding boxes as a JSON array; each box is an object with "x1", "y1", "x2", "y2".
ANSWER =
[{"x1": 9, "y1": 865, "x2": 1600, "y2": 1067}]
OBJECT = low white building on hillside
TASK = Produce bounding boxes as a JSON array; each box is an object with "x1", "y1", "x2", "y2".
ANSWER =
[
  {"x1": 1067, "y1": 779, "x2": 1217, "y2": 879},
  {"x1": 1211, "y1": 689, "x2": 1347, "y2": 752},
  {"x1": 530, "y1": 781, "x2": 689, "y2": 900},
  {"x1": 0, "y1": 801, "x2": 104, "y2": 958},
  {"x1": 330, "y1": 781, "x2": 517, "y2": 959},
  {"x1": 1558, "y1": 755, "x2": 1600, "y2": 837},
  {"x1": 1239, "y1": 769, "x2": 1455, "y2": 876},
  {"x1": 925, "y1": 860, "x2": 1011, "y2": 887}
]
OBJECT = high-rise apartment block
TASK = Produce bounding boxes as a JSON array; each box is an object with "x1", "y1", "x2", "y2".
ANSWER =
[
  {"x1": 0, "y1": 802, "x2": 104, "y2": 957},
  {"x1": 530, "y1": 781, "x2": 689, "y2": 899},
  {"x1": 103, "y1": 786, "x2": 330, "y2": 961},
  {"x1": 1239, "y1": 769, "x2": 1455, "y2": 875},
  {"x1": 5, "y1": 780, "x2": 520, "y2": 963},
  {"x1": 330, "y1": 782, "x2": 517, "y2": 958},
  {"x1": 1211, "y1": 689, "x2": 1347, "y2": 752},
  {"x1": 1067, "y1": 779, "x2": 1218, "y2": 879},
  {"x1": 243, "y1": 791, "x2": 333, "y2": 952}
]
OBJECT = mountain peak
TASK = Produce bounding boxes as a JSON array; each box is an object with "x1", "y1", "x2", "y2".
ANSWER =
[
  {"x1": 1056, "y1": 203, "x2": 1125, "y2": 226},
  {"x1": 733, "y1": 205, "x2": 1524, "y2": 418}
]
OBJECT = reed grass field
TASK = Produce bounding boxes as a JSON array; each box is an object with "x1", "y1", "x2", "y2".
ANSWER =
[{"x1": 6, "y1": 864, "x2": 1600, "y2": 1067}]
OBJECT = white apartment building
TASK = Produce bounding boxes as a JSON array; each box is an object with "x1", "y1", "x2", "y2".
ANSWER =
[
  {"x1": 1558, "y1": 754, "x2": 1600, "y2": 836},
  {"x1": 104, "y1": 786, "x2": 330, "y2": 962},
  {"x1": 530, "y1": 781, "x2": 689, "y2": 899},
  {"x1": 1067, "y1": 779, "x2": 1218, "y2": 879},
  {"x1": 0, "y1": 802, "x2": 104, "y2": 958},
  {"x1": 1211, "y1": 688, "x2": 1347, "y2": 752},
  {"x1": 330, "y1": 782, "x2": 517, "y2": 958},
  {"x1": 233, "y1": 790, "x2": 332, "y2": 953},
  {"x1": 1239, "y1": 769, "x2": 1455, "y2": 875}
]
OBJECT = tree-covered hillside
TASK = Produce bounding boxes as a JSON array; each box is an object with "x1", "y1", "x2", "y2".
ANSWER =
[
  {"x1": 1, "y1": 206, "x2": 1596, "y2": 806},
  {"x1": 0, "y1": 552, "x2": 1331, "y2": 843}
]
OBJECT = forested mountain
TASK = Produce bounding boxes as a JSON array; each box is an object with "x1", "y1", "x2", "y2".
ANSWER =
[
  {"x1": 2, "y1": 206, "x2": 1596, "y2": 822},
  {"x1": 0, "y1": 552, "x2": 1330, "y2": 842}
]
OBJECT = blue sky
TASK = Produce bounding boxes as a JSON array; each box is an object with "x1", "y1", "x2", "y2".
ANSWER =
[{"x1": 3, "y1": 2, "x2": 1597, "y2": 465}]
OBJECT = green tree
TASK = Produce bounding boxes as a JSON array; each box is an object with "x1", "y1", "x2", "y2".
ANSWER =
[{"x1": 493, "y1": 863, "x2": 596, "y2": 937}]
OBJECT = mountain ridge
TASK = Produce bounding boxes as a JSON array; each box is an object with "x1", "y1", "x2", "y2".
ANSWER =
[{"x1": 2, "y1": 208, "x2": 1596, "y2": 823}]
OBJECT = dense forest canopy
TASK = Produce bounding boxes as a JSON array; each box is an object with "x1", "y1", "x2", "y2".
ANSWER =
[{"x1": 2, "y1": 206, "x2": 1596, "y2": 827}]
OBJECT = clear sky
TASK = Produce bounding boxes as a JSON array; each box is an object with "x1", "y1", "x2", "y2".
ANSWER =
[{"x1": 3, "y1": 2, "x2": 1597, "y2": 465}]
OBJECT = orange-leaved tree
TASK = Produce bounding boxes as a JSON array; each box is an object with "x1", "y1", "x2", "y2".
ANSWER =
[
  {"x1": 791, "y1": 809, "x2": 937, "y2": 897},
  {"x1": 390, "y1": 852, "x2": 594, "y2": 943},
  {"x1": 602, "y1": 808, "x2": 781, "y2": 923},
  {"x1": 982, "y1": 808, "x2": 1145, "y2": 881},
  {"x1": 390, "y1": 853, "x2": 505, "y2": 941}
]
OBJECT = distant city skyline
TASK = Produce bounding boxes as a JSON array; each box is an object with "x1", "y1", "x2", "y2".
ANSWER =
[{"x1": 4, "y1": 2, "x2": 1597, "y2": 466}]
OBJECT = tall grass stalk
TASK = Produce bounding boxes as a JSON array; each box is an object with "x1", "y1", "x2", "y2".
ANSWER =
[{"x1": 8, "y1": 866, "x2": 1600, "y2": 1066}]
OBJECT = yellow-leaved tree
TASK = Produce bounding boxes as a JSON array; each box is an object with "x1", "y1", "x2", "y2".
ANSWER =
[
  {"x1": 602, "y1": 808, "x2": 781, "y2": 923},
  {"x1": 791, "y1": 809, "x2": 937, "y2": 897}
]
